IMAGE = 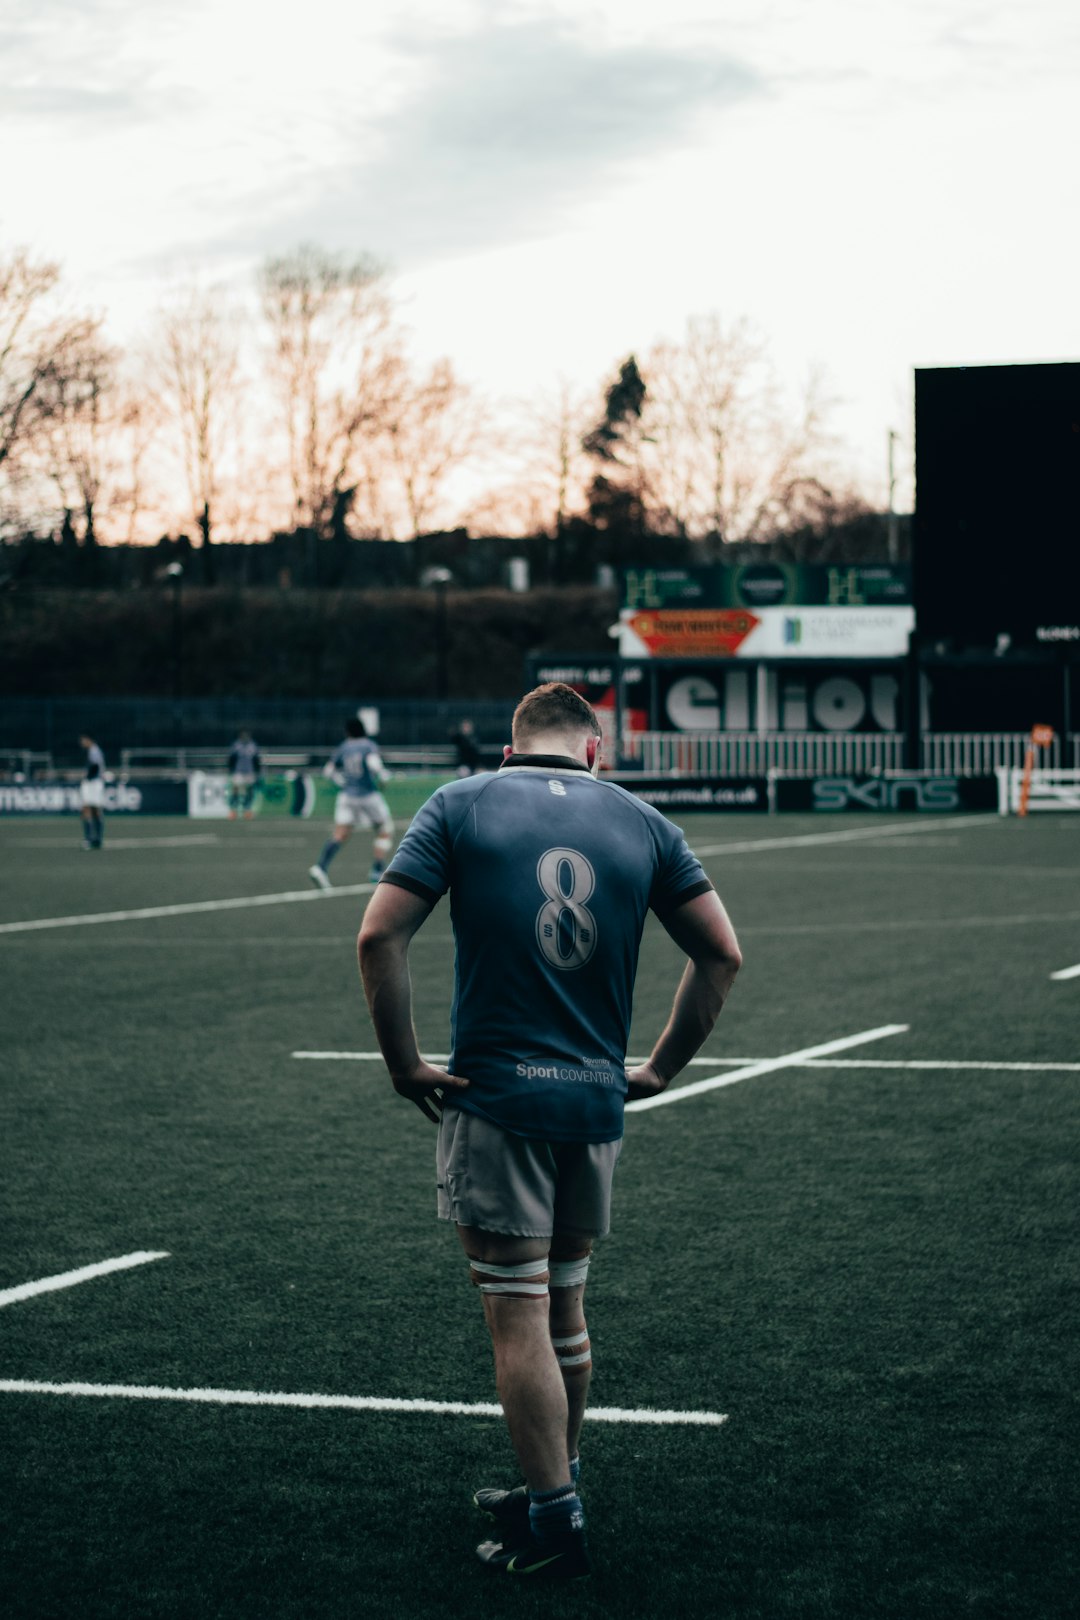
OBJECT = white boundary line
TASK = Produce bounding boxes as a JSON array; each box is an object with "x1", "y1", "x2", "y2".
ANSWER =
[
  {"x1": 694, "y1": 814, "x2": 993, "y2": 856},
  {"x1": 0, "y1": 1379, "x2": 727, "y2": 1427},
  {"x1": 0, "y1": 884, "x2": 374, "y2": 935},
  {"x1": 1050, "y1": 962, "x2": 1080, "y2": 981},
  {"x1": 0, "y1": 1251, "x2": 169, "y2": 1309},
  {"x1": 625, "y1": 1024, "x2": 909, "y2": 1112}
]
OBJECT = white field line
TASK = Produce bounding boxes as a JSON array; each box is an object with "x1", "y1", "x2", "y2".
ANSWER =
[
  {"x1": 1050, "y1": 962, "x2": 1080, "y2": 981},
  {"x1": 8, "y1": 835, "x2": 222, "y2": 849},
  {"x1": 800, "y1": 1058, "x2": 1080, "y2": 1072},
  {"x1": 626, "y1": 1024, "x2": 909, "y2": 1112},
  {"x1": 0, "y1": 1379, "x2": 727, "y2": 1427},
  {"x1": 0, "y1": 1251, "x2": 169, "y2": 1309},
  {"x1": 694, "y1": 814, "x2": 993, "y2": 857},
  {"x1": 291, "y1": 1050, "x2": 1080, "y2": 1075},
  {"x1": 0, "y1": 884, "x2": 374, "y2": 935}
]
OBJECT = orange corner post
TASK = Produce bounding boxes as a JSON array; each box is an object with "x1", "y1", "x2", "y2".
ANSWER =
[{"x1": 1018, "y1": 724, "x2": 1055, "y2": 817}]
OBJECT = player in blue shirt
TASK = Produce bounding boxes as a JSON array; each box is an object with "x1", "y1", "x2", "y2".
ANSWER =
[
  {"x1": 227, "y1": 731, "x2": 262, "y2": 820},
  {"x1": 78, "y1": 735, "x2": 106, "y2": 850},
  {"x1": 358, "y1": 683, "x2": 742, "y2": 1579},
  {"x1": 309, "y1": 717, "x2": 395, "y2": 888}
]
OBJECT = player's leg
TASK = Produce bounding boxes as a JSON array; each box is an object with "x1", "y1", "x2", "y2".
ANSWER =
[
  {"x1": 459, "y1": 1223, "x2": 590, "y2": 1577},
  {"x1": 458, "y1": 1225, "x2": 569, "y2": 1489},
  {"x1": 80, "y1": 804, "x2": 93, "y2": 849},
  {"x1": 548, "y1": 1236, "x2": 594, "y2": 1473},
  {"x1": 309, "y1": 798, "x2": 353, "y2": 888},
  {"x1": 92, "y1": 805, "x2": 104, "y2": 848},
  {"x1": 439, "y1": 1110, "x2": 589, "y2": 1575},
  {"x1": 363, "y1": 794, "x2": 395, "y2": 881},
  {"x1": 242, "y1": 776, "x2": 256, "y2": 818}
]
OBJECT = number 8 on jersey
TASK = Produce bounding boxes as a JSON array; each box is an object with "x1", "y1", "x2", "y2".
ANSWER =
[{"x1": 535, "y1": 847, "x2": 598, "y2": 971}]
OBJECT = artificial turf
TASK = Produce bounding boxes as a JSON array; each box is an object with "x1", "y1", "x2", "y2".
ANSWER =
[{"x1": 1, "y1": 808, "x2": 1077, "y2": 1618}]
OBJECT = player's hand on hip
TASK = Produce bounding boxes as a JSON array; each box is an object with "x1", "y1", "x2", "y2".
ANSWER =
[
  {"x1": 392, "y1": 1060, "x2": 469, "y2": 1124},
  {"x1": 625, "y1": 1060, "x2": 669, "y2": 1102}
]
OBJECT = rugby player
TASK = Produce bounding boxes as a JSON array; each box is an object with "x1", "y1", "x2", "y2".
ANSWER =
[
  {"x1": 309, "y1": 717, "x2": 395, "y2": 888},
  {"x1": 358, "y1": 683, "x2": 742, "y2": 1579},
  {"x1": 227, "y1": 730, "x2": 262, "y2": 820},
  {"x1": 78, "y1": 734, "x2": 106, "y2": 850}
]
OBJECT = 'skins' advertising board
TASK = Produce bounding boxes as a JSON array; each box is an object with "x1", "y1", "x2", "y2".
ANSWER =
[{"x1": 774, "y1": 775, "x2": 998, "y2": 813}]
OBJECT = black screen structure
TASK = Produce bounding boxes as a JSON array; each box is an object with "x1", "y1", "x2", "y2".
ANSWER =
[{"x1": 914, "y1": 362, "x2": 1080, "y2": 651}]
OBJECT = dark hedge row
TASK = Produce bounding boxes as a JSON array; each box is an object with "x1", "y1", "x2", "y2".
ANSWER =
[{"x1": 1, "y1": 586, "x2": 618, "y2": 700}]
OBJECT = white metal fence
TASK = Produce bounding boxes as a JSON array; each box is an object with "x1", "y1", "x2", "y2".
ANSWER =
[
  {"x1": 622, "y1": 731, "x2": 1080, "y2": 777},
  {"x1": 623, "y1": 733, "x2": 906, "y2": 776}
]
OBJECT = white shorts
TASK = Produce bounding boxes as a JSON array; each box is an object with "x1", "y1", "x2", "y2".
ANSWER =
[
  {"x1": 334, "y1": 790, "x2": 392, "y2": 831},
  {"x1": 79, "y1": 779, "x2": 105, "y2": 809}
]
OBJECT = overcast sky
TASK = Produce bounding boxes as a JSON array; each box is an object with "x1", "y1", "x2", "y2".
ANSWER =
[{"x1": 4, "y1": 0, "x2": 1078, "y2": 509}]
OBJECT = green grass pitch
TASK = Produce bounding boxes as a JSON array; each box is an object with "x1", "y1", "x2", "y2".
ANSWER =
[{"x1": 1, "y1": 807, "x2": 1078, "y2": 1618}]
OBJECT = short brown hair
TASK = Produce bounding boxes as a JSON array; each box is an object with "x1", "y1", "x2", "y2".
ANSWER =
[{"x1": 512, "y1": 682, "x2": 601, "y2": 746}]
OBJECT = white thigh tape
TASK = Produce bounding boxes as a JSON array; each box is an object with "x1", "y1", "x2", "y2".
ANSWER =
[{"x1": 548, "y1": 1255, "x2": 591, "y2": 1289}]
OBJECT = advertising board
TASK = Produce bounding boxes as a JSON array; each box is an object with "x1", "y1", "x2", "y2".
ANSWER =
[
  {"x1": 773, "y1": 775, "x2": 998, "y2": 813},
  {"x1": 187, "y1": 772, "x2": 316, "y2": 818},
  {"x1": 616, "y1": 604, "x2": 914, "y2": 660},
  {"x1": 0, "y1": 780, "x2": 188, "y2": 815},
  {"x1": 609, "y1": 775, "x2": 769, "y2": 812}
]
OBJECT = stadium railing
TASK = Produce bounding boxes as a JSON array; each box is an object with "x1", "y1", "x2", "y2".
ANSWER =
[
  {"x1": 0, "y1": 749, "x2": 56, "y2": 780},
  {"x1": 621, "y1": 731, "x2": 1080, "y2": 777},
  {"x1": 117, "y1": 745, "x2": 462, "y2": 777}
]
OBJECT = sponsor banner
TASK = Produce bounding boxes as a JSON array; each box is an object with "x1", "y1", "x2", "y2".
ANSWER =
[
  {"x1": 623, "y1": 608, "x2": 760, "y2": 658},
  {"x1": 616, "y1": 604, "x2": 914, "y2": 659},
  {"x1": 188, "y1": 772, "x2": 316, "y2": 818},
  {"x1": 0, "y1": 780, "x2": 188, "y2": 815},
  {"x1": 622, "y1": 564, "x2": 911, "y2": 611},
  {"x1": 609, "y1": 775, "x2": 769, "y2": 812},
  {"x1": 774, "y1": 775, "x2": 998, "y2": 813},
  {"x1": 526, "y1": 658, "x2": 652, "y2": 747}
]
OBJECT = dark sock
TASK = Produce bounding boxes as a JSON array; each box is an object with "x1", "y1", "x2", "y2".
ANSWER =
[
  {"x1": 569, "y1": 1454, "x2": 581, "y2": 1486},
  {"x1": 528, "y1": 1483, "x2": 585, "y2": 1544},
  {"x1": 319, "y1": 839, "x2": 340, "y2": 870}
]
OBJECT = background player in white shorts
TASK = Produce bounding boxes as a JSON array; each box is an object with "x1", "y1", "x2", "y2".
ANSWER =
[
  {"x1": 227, "y1": 731, "x2": 262, "y2": 820},
  {"x1": 308, "y1": 716, "x2": 395, "y2": 888},
  {"x1": 77, "y1": 734, "x2": 106, "y2": 850}
]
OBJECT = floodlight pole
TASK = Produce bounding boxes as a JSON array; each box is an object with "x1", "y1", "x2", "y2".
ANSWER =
[
  {"x1": 166, "y1": 562, "x2": 184, "y2": 743},
  {"x1": 887, "y1": 430, "x2": 900, "y2": 563}
]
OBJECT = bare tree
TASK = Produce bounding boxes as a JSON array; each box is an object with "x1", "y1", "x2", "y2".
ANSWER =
[
  {"x1": 111, "y1": 378, "x2": 165, "y2": 546},
  {"x1": 35, "y1": 324, "x2": 118, "y2": 545},
  {"x1": 0, "y1": 249, "x2": 97, "y2": 523},
  {"x1": 154, "y1": 285, "x2": 241, "y2": 550},
  {"x1": 260, "y1": 244, "x2": 399, "y2": 538},
  {"x1": 383, "y1": 359, "x2": 487, "y2": 537},
  {"x1": 638, "y1": 315, "x2": 848, "y2": 545}
]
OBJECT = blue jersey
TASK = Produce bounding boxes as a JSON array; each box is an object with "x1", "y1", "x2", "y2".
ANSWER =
[
  {"x1": 229, "y1": 738, "x2": 261, "y2": 777},
  {"x1": 330, "y1": 738, "x2": 384, "y2": 798},
  {"x1": 382, "y1": 755, "x2": 713, "y2": 1144}
]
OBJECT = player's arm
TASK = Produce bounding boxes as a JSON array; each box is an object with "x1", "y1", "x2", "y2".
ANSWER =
[
  {"x1": 357, "y1": 882, "x2": 469, "y2": 1123},
  {"x1": 626, "y1": 891, "x2": 742, "y2": 1102}
]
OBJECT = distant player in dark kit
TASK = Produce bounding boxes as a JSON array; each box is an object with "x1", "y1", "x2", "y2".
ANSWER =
[
  {"x1": 78, "y1": 735, "x2": 106, "y2": 850},
  {"x1": 358, "y1": 682, "x2": 742, "y2": 1579},
  {"x1": 450, "y1": 717, "x2": 483, "y2": 776},
  {"x1": 309, "y1": 717, "x2": 395, "y2": 889},
  {"x1": 227, "y1": 731, "x2": 262, "y2": 820}
]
